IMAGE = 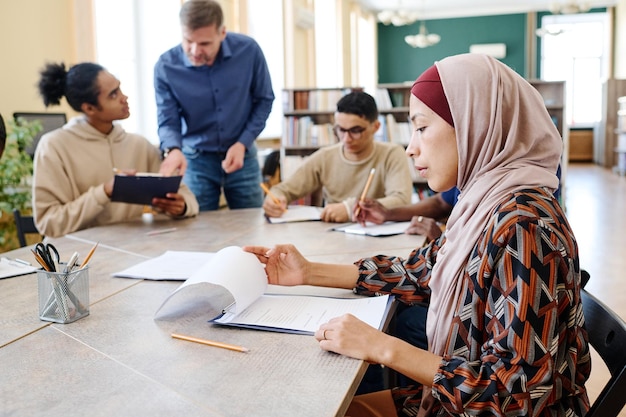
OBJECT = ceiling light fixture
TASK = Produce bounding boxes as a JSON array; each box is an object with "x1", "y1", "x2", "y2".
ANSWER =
[
  {"x1": 377, "y1": 9, "x2": 420, "y2": 26},
  {"x1": 404, "y1": 20, "x2": 441, "y2": 48},
  {"x1": 549, "y1": 1, "x2": 591, "y2": 14}
]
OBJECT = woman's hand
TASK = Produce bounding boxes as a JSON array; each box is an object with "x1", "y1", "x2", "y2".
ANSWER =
[
  {"x1": 243, "y1": 244, "x2": 310, "y2": 286},
  {"x1": 405, "y1": 215, "x2": 443, "y2": 240},
  {"x1": 314, "y1": 314, "x2": 390, "y2": 364}
]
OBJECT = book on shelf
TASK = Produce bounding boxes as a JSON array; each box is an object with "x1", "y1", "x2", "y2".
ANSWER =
[
  {"x1": 283, "y1": 116, "x2": 334, "y2": 147},
  {"x1": 375, "y1": 88, "x2": 393, "y2": 110},
  {"x1": 154, "y1": 246, "x2": 392, "y2": 335}
]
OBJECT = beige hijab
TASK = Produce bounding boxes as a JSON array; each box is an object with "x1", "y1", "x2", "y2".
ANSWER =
[{"x1": 424, "y1": 54, "x2": 562, "y2": 357}]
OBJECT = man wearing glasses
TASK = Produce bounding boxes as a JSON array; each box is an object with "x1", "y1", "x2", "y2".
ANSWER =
[{"x1": 263, "y1": 91, "x2": 412, "y2": 223}]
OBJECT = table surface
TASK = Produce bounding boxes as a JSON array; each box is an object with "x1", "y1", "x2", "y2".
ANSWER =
[{"x1": 0, "y1": 209, "x2": 423, "y2": 417}]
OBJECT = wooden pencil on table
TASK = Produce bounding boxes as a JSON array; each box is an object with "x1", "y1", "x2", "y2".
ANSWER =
[{"x1": 171, "y1": 333, "x2": 249, "y2": 353}]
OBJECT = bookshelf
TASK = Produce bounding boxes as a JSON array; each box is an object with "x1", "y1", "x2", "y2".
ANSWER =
[
  {"x1": 375, "y1": 83, "x2": 429, "y2": 197},
  {"x1": 375, "y1": 83, "x2": 412, "y2": 146},
  {"x1": 281, "y1": 87, "x2": 362, "y2": 182}
]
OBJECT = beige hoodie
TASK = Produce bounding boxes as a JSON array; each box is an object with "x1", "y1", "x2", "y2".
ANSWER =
[{"x1": 33, "y1": 116, "x2": 198, "y2": 237}]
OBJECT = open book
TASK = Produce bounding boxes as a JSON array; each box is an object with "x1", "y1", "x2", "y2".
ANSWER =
[
  {"x1": 154, "y1": 246, "x2": 391, "y2": 335},
  {"x1": 266, "y1": 205, "x2": 322, "y2": 224},
  {"x1": 111, "y1": 172, "x2": 182, "y2": 205},
  {"x1": 332, "y1": 221, "x2": 411, "y2": 237},
  {"x1": 113, "y1": 251, "x2": 214, "y2": 280}
]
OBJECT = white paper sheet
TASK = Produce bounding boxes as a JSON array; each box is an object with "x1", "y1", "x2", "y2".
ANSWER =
[{"x1": 332, "y1": 221, "x2": 412, "y2": 236}]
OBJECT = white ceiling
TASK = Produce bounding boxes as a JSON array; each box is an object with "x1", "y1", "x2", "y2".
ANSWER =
[{"x1": 356, "y1": 0, "x2": 617, "y2": 20}]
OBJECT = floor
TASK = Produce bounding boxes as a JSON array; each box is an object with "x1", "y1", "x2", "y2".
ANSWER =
[{"x1": 565, "y1": 162, "x2": 626, "y2": 415}]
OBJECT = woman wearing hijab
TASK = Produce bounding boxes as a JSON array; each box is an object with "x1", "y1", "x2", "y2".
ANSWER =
[{"x1": 244, "y1": 53, "x2": 590, "y2": 416}]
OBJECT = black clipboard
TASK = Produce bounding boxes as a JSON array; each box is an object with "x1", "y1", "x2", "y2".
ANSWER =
[{"x1": 111, "y1": 174, "x2": 183, "y2": 205}]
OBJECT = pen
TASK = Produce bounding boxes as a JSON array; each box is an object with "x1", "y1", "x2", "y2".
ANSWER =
[
  {"x1": 146, "y1": 227, "x2": 177, "y2": 236},
  {"x1": 79, "y1": 242, "x2": 99, "y2": 268},
  {"x1": 63, "y1": 252, "x2": 79, "y2": 273},
  {"x1": 259, "y1": 182, "x2": 283, "y2": 206},
  {"x1": 10, "y1": 258, "x2": 31, "y2": 266},
  {"x1": 354, "y1": 168, "x2": 376, "y2": 217},
  {"x1": 171, "y1": 333, "x2": 250, "y2": 353}
]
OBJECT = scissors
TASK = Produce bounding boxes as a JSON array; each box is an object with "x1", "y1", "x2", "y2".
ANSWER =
[{"x1": 34, "y1": 243, "x2": 61, "y2": 272}]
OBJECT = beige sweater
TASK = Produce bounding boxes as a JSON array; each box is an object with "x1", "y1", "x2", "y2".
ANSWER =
[
  {"x1": 32, "y1": 116, "x2": 198, "y2": 237},
  {"x1": 272, "y1": 141, "x2": 413, "y2": 211}
]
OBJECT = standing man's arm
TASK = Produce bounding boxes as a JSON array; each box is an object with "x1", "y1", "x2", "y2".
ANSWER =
[
  {"x1": 222, "y1": 43, "x2": 274, "y2": 173},
  {"x1": 154, "y1": 60, "x2": 187, "y2": 176}
]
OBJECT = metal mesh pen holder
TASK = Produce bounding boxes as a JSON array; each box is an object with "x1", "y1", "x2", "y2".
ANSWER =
[{"x1": 37, "y1": 266, "x2": 90, "y2": 323}]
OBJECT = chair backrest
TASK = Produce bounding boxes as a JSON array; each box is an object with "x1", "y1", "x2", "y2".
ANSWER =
[
  {"x1": 12, "y1": 112, "x2": 67, "y2": 158},
  {"x1": 12, "y1": 209, "x2": 40, "y2": 248},
  {"x1": 581, "y1": 288, "x2": 626, "y2": 416}
]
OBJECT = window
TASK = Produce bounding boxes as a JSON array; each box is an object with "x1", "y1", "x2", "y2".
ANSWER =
[
  {"x1": 246, "y1": 0, "x2": 284, "y2": 140},
  {"x1": 94, "y1": 0, "x2": 181, "y2": 143},
  {"x1": 539, "y1": 12, "x2": 610, "y2": 127},
  {"x1": 315, "y1": 0, "x2": 341, "y2": 87}
]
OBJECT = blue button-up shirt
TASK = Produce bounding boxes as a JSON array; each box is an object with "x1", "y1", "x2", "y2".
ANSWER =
[{"x1": 154, "y1": 32, "x2": 275, "y2": 152}]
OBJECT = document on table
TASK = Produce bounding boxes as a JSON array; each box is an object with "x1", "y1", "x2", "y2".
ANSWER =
[
  {"x1": 332, "y1": 221, "x2": 411, "y2": 236},
  {"x1": 154, "y1": 246, "x2": 391, "y2": 335},
  {"x1": 266, "y1": 205, "x2": 322, "y2": 224},
  {"x1": 112, "y1": 251, "x2": 214, "y2": 280},
  {"x1": 0, "y1": 257, "x2": 38, "y2": 279},
  {"x1": 111, "y1": 173, "x2": 182, "y2": 205}
]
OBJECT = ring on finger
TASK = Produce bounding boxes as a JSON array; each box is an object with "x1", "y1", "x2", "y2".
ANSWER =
[
  {"x1": 417, "y1": 216, "x2": 423, "y2": 222},
  {"x1": 323, "y1": 329, "x2": 328, "y2": 340}
]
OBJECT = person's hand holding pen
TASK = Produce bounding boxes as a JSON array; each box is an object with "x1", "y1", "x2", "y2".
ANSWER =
[
  {"x1": 354, "y1": 198, "x2": 389, "y2": 226},
  {"x1": 352, "y1": 168, "x2": 376, "y2": 221},
  {"x1": 261, "y1": 183, "x2": 288, "y2": 217}
]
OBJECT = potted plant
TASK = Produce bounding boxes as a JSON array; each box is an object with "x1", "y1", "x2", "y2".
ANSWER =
[{"x1": 0, "y1": 116, "x2": 41, "y2": 250}]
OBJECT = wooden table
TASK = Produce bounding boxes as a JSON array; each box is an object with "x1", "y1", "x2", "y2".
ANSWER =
[{"x1": 0, "y1": 209, "x2": 423, "y2": 417}]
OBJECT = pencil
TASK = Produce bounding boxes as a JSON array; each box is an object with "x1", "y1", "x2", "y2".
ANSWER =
[
  {"x1": 31, "y1": 249, "x2": 51, "y2": 271},
  {"x1": 146, "y1": 227, "x2": 177, "y2": 236},
  {"x1": 79, "y1": 242, "x2": 99, "y2": 268},
  {"x1": 171, "y1": 333, "x2": 250, "y2": 353},
  {"x1": 260, "y1": 182, "x2": 286, "y2": 212},
  {"x1": 354, "y1": 168, "x2": 376, "y2": 217}
]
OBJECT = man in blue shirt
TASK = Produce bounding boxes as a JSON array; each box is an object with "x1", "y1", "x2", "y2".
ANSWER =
[{"x1": 155, "y1": 0, "x2": 275, "y2": 211}]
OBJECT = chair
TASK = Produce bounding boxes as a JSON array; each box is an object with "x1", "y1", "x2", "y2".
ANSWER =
[
  {"x1": 581, "y1": 288, "x2": 626, "y2": 416},
  {"x1": 12, "y1": 112, "x2": 67, "y2": 158},
  {"x1": 12, "y1": 209, "x2": 40, "y2": 247}
]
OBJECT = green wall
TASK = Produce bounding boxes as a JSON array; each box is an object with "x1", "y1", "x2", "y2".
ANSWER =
[
  {"x1": 378, "y1": 14, "x2": 528, "y2": 83},
  {"x1": 377, "y1": 9, "x2": 608, "y2": 84}
]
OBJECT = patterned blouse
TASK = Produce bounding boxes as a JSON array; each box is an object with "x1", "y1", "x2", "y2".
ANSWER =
[{"x1": 355, "y1": 189, "x2": 591, "y2": 417}]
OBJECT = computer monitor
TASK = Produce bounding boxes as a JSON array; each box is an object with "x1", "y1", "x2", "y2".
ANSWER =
[{"x1": 13, "y1": 112, "x2": 67, "y2": 158}]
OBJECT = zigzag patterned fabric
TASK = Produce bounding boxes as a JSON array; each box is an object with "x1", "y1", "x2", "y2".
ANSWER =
[{"x1": 354, "y1": 188, "x2": 590, "y2": 417}]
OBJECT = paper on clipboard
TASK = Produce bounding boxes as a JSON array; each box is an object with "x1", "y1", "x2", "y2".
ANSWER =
[{"x1": 111, "y1": 173, "x2": 182, "y2": 205}]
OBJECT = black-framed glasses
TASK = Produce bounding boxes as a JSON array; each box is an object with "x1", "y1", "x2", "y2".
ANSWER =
[{"x1": 333, "y1": 125, "x2": 368, "y2": 140}]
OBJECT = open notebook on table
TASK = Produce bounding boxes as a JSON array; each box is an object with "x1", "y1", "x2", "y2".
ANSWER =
[
  {"x1": 332, "y1": 221, "x2": 412, "y2": 237},
  {"x1": 0, "y1": 257, "x2": 38, "y2": 279},
  {"x1": 154, "y1": 246, "x2": 391, "y2": 335},
  {"x1": 266, "y1": 205, "x2": 322, "y2": 224}
]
